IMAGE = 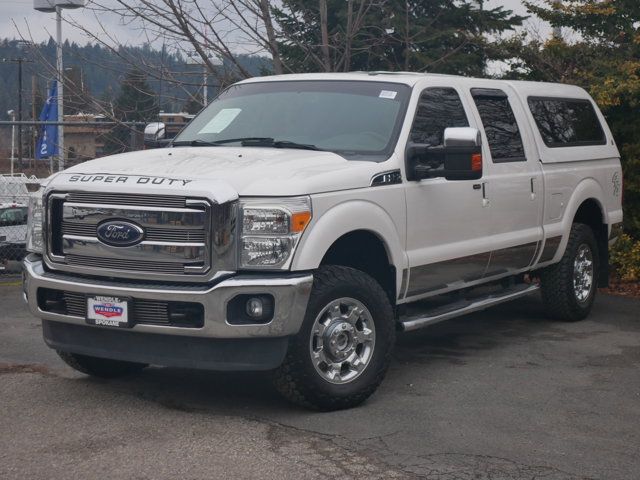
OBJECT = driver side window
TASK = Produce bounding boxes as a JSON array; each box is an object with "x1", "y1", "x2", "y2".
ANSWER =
[{"x1": 410, "y1": 88, "x2": 469, "y2": 146}]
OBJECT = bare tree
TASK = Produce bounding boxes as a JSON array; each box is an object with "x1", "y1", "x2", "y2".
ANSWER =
[
  {"x1": 83, "y1": 0, "x2": 283, "y2": 82},
  {"x1": 72, "y1": 0, "x2": 385, "y2": 77}
]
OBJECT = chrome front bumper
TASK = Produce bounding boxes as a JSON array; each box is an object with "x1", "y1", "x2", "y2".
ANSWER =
[{"x1": 23, "y1": 255, "x2": 313, "y2": 339}]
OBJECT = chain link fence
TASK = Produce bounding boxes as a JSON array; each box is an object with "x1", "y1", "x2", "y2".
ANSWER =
[
  {"x1": 0, "y1": 119, "x2": 189, "y2": 274},
  {"x1": 0, "y1": 174, "x2": 40, "y2": 274}
]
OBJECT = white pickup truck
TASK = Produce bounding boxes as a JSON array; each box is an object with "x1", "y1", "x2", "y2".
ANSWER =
[{"x1": 23, "y1": 72, "x2": 623, "y2": 410}]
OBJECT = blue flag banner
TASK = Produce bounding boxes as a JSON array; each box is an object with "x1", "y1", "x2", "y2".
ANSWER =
[{"x1": 35, "y1": 81, "x2": 59, "y2": 160}]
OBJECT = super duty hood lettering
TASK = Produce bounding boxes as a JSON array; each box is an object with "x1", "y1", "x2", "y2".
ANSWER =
[
  {"x1": 52, "y1": 172, "x2": 239, "y2": 204},
  {"x1": 68, "y1": 174, "x2": 192, "y2": 187}
]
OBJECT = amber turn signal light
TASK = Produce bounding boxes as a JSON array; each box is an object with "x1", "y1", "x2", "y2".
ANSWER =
[{"x1": 291, "y1": 211, "x2": 312, "y2": 233}]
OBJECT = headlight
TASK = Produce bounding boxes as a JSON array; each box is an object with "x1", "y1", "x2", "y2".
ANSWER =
[
  {"x1": 26, "y1": 192, "x2": 44, "y2": 254},
  {"x1": 239, "y1": 197, "x2": 312, "y2": 269}
]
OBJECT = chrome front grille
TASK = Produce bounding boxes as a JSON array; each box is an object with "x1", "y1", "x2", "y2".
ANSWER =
[
  {"x1": 67, "y1": 191, "x2": 187, "y2": 208},
  {"x1": 62, "y1": 222, "x2": 206, "y2": 243},
  {"x1": 66, "y1": 254, "x2": 186, "y2": 274},
  {"x1": 46, "y1": 290, "x2": 204, "y2": 327},
  {"x1": 45, "y1": 191, "x2": 237, "y2": 282}
]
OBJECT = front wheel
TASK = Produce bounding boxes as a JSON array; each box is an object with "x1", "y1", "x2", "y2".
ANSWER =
[
  {"x1": 540, "y1": 223, "x2": 599, "y2": 321},
  {"x1": 273, "y1": 266, "x2": 395, "y2": 411}
]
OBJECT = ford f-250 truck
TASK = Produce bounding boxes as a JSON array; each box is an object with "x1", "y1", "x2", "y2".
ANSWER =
[{"x1": 23, "y1": 72, "x2": 623, "y2": 410}]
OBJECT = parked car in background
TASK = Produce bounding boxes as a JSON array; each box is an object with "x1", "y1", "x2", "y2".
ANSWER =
[{"x1": 0, "y1": 202, "x2": 28, "y2": 262}]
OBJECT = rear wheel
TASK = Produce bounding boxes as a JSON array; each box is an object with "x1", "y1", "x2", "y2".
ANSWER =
[
  {"x1": 273, "y1": 266, "x2": 395, "y2": 411},
  {"x1": 57, "y1": 351, "x2": 147, "y2": 378},
  {"x1": 540, "y1": 223, "x2": 599, "y2": 321}
]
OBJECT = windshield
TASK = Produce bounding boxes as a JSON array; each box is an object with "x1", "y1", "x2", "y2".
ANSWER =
[{"x1": 174, "y1": 80, "x2": 411, "y2": 160}]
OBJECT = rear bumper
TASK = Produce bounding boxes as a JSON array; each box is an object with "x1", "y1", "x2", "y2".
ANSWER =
[{"x1": 23, "y1": 254, "x2": 313, "y2": 339}]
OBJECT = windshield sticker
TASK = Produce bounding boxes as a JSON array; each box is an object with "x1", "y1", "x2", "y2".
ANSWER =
[
  {"x1": 198, "y1": 108, "x2": 242, "y2": 134},
  {"x1": 379, "y1": 90, "x2": 398, "y2": 99}
]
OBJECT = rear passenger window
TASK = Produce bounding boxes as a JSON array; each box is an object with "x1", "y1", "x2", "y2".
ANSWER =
[
  {"x1": 527, "y1": 97, "x2": 606, "y2": 147},
  {"x1": 471, "y1": 88, "x2": 526, "y2": 162},
  {"x1": 410, "y1": 88, "x2": 469, "y2": 146}
]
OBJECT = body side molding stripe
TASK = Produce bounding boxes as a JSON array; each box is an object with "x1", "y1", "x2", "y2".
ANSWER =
[
  {"x1": 538, "y1": 236, "x2": 562, "y2": 263},
  {"x1": 406, "y1": 241, "x2": 541, "y2": 299},
  {"x1": 398, "y1": 268, "x2": 409, "y2": 299}
]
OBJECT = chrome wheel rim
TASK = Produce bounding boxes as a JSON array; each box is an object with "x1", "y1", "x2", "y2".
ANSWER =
[
  {"x1": 309, "y1": 297, "x2": 376, "y2": 385},
  {"x1": 573, "y1": 243, "x2": 594, "y2": 303}
]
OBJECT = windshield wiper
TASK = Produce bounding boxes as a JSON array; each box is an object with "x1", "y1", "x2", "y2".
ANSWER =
[
  {"x1": 271, "y1": 140, "x2": 322, "y2": 151},
  {"x1": 172, "y1": 137, "x2": 273, "y2": 147},
  {"x1": 237, "y1": 137, "x2": 323, "y2": 150},
  {"x1": 172, "y1": 137, "x2": 323, "y2": 151}
]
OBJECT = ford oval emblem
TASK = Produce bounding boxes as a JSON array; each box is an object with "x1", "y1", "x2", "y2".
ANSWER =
[{"x1": 96, "y1": 220, "x2": 145, "y2": 247}]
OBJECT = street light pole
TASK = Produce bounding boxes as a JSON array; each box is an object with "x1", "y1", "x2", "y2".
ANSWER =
[
  {"x1": 7, "y1": 110, "x2": 16, "y2": 175},
  {"x1": 56, "y1": 6, "x2": 65, "y2": 171},
  {"x1": 34, "y1": 0, "x2": 85, "y2": 171},
  {"x1": 17, "y1": 59, "x2": 23, "y2": 165}
]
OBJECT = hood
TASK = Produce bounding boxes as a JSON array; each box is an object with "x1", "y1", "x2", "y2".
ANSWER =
[{"x1": 52, "y1": 147, "x2": 387, "y2": 200}]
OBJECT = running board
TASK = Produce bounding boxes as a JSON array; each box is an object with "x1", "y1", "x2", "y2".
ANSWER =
[{"x1": 399, "y1": 284, "x2": 540, "y2": 332}]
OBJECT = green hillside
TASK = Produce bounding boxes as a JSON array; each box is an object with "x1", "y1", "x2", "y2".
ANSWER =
[{"x1": 0, "y1": 38, "x2": 271, "y2": 121}]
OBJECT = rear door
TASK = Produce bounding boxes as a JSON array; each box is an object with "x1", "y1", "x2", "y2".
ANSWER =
[{"x1": 466, "y1": 85, "x2": 544, "y2": 277}]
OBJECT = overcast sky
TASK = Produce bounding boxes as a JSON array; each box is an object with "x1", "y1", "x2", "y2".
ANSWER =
[{"x1": 1, "y1": 0, "x2": 551, "y2": 47}]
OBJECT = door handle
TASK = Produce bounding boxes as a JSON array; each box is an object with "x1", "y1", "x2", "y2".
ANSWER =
[
  {"x1": 482, "y1": 182, "x2": 490, "y2": 207},
  {"x1": 530, "y1": 178, "x2": 536, "y2": 200}
]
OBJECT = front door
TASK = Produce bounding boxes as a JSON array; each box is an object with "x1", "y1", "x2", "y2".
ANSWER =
[{"x1": 404, "y1": 86, "x2": 493, "y2": 300}]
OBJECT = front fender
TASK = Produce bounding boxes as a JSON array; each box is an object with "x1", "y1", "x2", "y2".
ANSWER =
[{"x1": 291, "y1": 199, "x2": 407, "y2": 292}]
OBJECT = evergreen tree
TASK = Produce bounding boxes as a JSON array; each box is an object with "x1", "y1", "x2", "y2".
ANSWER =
[
  {"x1": 272, "y1": 0, "x2": 525, "y2": 74},
  {"x1": 183, "y1": 94, "x2": 204, "y2": 115},
  {"x1": 64, "y1": 66, "x2": 92, "y2": 115},
  {"x1": 504, "y1": 0, "x2": 640, "y2": 237},
  {"x1": 105, "y1": 68, "x2": 158, "y2": 154},
  {"x1": 113, "y1": 68, "x2": 158, "y2": 122}
]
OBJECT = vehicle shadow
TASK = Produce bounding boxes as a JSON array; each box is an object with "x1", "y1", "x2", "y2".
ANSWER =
[{"x1": 77, "y1": 295, "x2": 571, "y2": 415}]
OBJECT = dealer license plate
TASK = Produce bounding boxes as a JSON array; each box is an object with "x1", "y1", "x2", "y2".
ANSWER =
[{"x1": 86, "y1": 296, "x2": 130, "y2": 328}]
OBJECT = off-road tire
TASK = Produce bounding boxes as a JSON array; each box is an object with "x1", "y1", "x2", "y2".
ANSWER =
[
  {"x1": 273, "y1": 266, "x2": 395, "y2": 411},
  {"x1": 57, "y1": 351, "x2": 147, "y2": 378},
  {"x1": 540, "y1": 223, "x2": 599, "y2": 321}
]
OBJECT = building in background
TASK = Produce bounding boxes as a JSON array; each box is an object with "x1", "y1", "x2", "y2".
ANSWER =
[
  {"x1": 159, "y1": 112, "x2": 195, "y2": 139},
  {"x1": 63, "y1": 113, "x2": 110, "y2": 163}
]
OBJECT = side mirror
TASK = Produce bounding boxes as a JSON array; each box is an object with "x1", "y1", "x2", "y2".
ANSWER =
[
  {"x1": 144, "y1": 122, "x2": 169, "y2": 149},
  {"x1": 406, "y1": 127, "x2": 483, "y2": 181},
  {"x1": 444, "y1": 127, "x2": 481, "y2": 148}
]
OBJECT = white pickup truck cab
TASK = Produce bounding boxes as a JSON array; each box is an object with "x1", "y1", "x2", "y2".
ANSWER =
[{"x1": 23, "y1": 72, "x2": 623, "y2": 410}]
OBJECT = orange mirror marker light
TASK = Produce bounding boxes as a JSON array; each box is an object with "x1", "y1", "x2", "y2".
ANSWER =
[{"x1": 471, "y1": 153, "x2": 483, "y2": 172}]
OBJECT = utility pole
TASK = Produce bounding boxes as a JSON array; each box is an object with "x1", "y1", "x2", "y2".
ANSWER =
[
  {"x1": 552, "y1": 1, "x2": 563, "y2": 40},
  {"x1": 159, "y1": 42, "x2": 165, "y2": 112},
  {"x1": 203, "y1": 65, "x2": 208, "y2": 106},
  {"x1": 32, "y1": 75, "x2": 37, "y2": 171},
  {"x1": 56, "y1": 6, "x2": 65, "y2": 171},
  {"x1": 2, "y1": 56, "x2": 33, "y2": 167}
]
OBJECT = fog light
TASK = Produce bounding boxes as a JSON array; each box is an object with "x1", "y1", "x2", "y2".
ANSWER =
[
  {"x1": 246, "y1": 297, "x2": 264, "y2": 318},
  {"x1": 227, "y1": 294, "x2": 274, "y2": 325}
]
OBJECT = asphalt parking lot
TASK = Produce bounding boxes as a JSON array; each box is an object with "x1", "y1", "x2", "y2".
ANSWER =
[{"x1": 1, "y1": 278, "x2": 639, "y2": 480}]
